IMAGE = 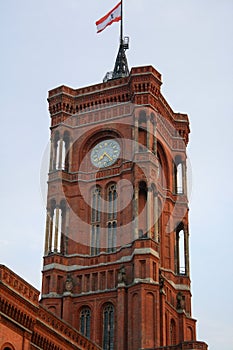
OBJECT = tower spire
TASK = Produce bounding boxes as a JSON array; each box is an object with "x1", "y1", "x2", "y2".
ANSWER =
[
  {"x1": 112, "y1": 0, "x2": 129, "y2": 79},
  {"x1": 103, "y1": 0, "x2": 129, "y2": 82}
]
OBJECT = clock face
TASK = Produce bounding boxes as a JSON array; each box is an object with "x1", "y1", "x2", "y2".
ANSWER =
[{"x1": 91, "y1": 139, "x2": 121, "y2": 168}]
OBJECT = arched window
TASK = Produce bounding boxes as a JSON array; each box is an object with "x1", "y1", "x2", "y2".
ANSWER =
[
  {"x1": 103, "y1": 304, "x2": 114, "y2": 350},
  {"x1": 108, "y1": 184, "x2": 117, "y2": 221},
  {"x1": 91, "y1": 187, "x2": 101, "y2": 255},
  {"x1": 138, "y1": 111, "x2": 147, "y2": 152},
  {"x1": 176, "y1": 163, "x2": 183, "y2": 193},
  {"x1": 56, "y1": 139, "x2": 66, "y2": 170},
  {"x1": 107, "y1": 184, "x2": 117, "y2": 252},
  {"x1": 157, "y1": 144, "x2": 169, "y2": 189},
  {"x1": 108, "y1": 221, "x2": 117, "y2": 253},
  {"x1": 48, "y1": 305, "x2": 57, "y2": 315},
  {"x1": 92, "y1": 187, "x2": 101, "y2": 223},
  {"x1": 175, "y1": 225, "x2": 186, "y2": 275},
  {"x1": 80, "y1": 307, "x2": 91, "y2": 339},
  {"x1": 174, "y1": 156, "x2": 184, "y2": 194},
  {"x1": 91, "y1": 225, "x2": 100, "y2": 256},
  {"x1": 138, "y1": 181, "x2": 147, "y2": 237},
  {"x1": 50, "y1": 131, "x2": 71, "y2": 172},
  {"x1": 170, "y1": 319, "x2": 176, "y2": 345},
  {"x1": 187, "y1": 326, "x2": 194, "y2": 340},
  {"x1": 46, "y1": 200, "x2": 66, "y2": 254},
  {"x1": 2, "y1": 344, "x2": 15, "y2": 350}
]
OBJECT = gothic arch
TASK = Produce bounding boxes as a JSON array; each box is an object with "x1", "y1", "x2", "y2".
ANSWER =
[
  {"x1": 170, "y1": 318, "x2": 177, "y2": 345},
  {"x1": 50, "y1": 129, "x2": 71, "y2": 171},
  {"x1": 145, "y1": 292, "x2": 156, "y2": 347},
  {"x1": 80, "y1": 128, "x2": 123, "y2": 156},
  {"x1": 44, "y1": 198, "x2": 68, "y2": 255},
  {"x1": 157, "y1": 142, "x2": 171, "y2": 189},
  {"x1": 173, "y1": 155, "x2": 185, "y2": 194},
  {"x1": 79, "y1": 306, "x2": 91, "y2": 339},
  {"x1": 106, "y1": 183, "x2": 117, "y2": 252},
  {"x1": 90, "y1": 185, "x2": 102, "y2": 256},
  {"x1": 1, "y1": 345, "x2": 15, "y2": 350},
  {"x1": 138, "y1": 180, "x2": 147, "y2": 237},
  {"x1": 138, "y1": 110, "x2": 147, "y2": 151},
  {"x1": 102, "y1": 302, "x2": 115, "y2": 350},
  {"x1": 187, "y1": 326, "x2": 194, "y2": 340},
  {"x1": 174, "y1": 222, "x2": 188, "y2": 275}
]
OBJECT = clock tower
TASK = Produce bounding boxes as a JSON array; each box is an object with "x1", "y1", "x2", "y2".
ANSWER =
[{"x1": 40, "y1": 60, "x2": 207, "y2": 349}]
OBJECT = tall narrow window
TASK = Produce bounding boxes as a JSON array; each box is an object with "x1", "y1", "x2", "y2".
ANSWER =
[
  {"x1": 63, "y1": 131, "x2": 70, "y2": 172},
  {"x1": 138, "y1": 110, "x2": 147, "y2": 152},
  {"x1": 92, "y1": 187, "x2": 101, "y2": 223},
  {"x1": 91, "y1": 225, "x2": 100, "y2": 256},
  {"x1": 138, "y1": 127, "x2": 147, "y2": 152},
  {"x1": 108, "y1": 184, "x2": 117, "y2": 220},
  {"x1": 176, "y1": 163, "x2": 183, "y2": 194},
  {"x1": 175, "y1": 225, "x2": 186, "y2": 275},
  {"x1": 108, "y1": 221, "x2": 117, "y2": 253},
  {"x1": 55, "y1": 208, "x2": 62, "y2": 252},
  {"x1": 80, "y1": 307, "x2": 91, "y2": 339},
  {"x1": 138, "y1": 181, "x2": 147, "y2": 236},
  {"x1": 107, "y1": 184, "x2": 117, "y2": 252},
  {"x1": 50, "y1": 131, "x2": 60, "y2": 171},
  {"x1": 56, "y1": 139, "x2": 66, "y2": 170},
  {"x1": 91, "y1": 187, "x2": 101, "y2": 255},
  {"x1": 174, "y1": 156, "x2": 184, "y2": 194},
  {"x1": 178, "y1": 230, "x2": 185, "y2": 274},
  {"x1": 103, "y1": 304, "x2": 114, "y2": 350},
  {"x1": 48, "y1": 201, "x2": 66, "y2": 254}
]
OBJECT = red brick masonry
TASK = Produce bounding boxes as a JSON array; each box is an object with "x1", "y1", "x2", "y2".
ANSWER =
[{"x1": 0, "y1": 265, "x2": 101, "y2": 350}]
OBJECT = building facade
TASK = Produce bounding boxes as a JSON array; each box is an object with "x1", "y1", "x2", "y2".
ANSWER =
[
  {"x1": 0, "y1": 265, "x2": 101, "y2": 350},
  {"x1": 40, "y1": 65, "x2": 208, "y2": 350}
]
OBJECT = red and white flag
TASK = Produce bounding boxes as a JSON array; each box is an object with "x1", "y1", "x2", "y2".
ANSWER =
[{"x1": 96, "y1": 2, "x2": 121, "y2": 33}]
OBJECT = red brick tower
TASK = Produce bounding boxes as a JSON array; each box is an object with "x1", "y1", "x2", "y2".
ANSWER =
[{"x1": 40, "y1": 59, "x2": 207, "y2": 349}]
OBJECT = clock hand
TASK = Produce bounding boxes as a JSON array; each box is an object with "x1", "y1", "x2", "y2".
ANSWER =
[
  {"x1": 99, "y1": 152, "x2": 112, "y2": 162},
  {"x1": 99, "y1": 153, "x2": 105, "y2": 161},
  {"x1": 105, "y1": 152, "x2": 113, "y2": 161}
]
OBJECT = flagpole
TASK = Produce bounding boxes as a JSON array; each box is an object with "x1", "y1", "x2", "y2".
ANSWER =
[{"x1": 120, "y1": 0, "x2": 123, "y2": 44}]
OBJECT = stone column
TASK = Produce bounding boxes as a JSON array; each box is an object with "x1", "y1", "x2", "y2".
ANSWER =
[
  {"x1": 67, "y1": 138, "x2": 72, "y2": 172},
  {"x1": 64, "y1": 207, "x2": 70, "y2": 254},
  {"x1": 182, "y1": 161, "x2": 187, "y2": 196},
  {"x1": 159, "y1": 275, "x2": 166, "y2": 345},
  {"x1": 153, "y1": 121, "x2": 157, "y2": 155},
  {"x1": 49, "y1": 137, "x2": 54, "y2": 172},
  {"x1": 53, "y1": 138, "x2": 58, "y2": 170},
  {"x1": 146, "y1": 116, "x2": 150, "y2": 151},
  {"x1": 44, "y1": 211, "x2": 50, "y2": 255},
  {"x1": 185, "y1": 227, "x2": 190, "y2": 276},
  {"x1": 116, "y1": 282, "x2": 126, "y2": 350}
]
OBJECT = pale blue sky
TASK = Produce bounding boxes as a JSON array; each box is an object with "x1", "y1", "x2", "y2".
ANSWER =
[{"x1": 0, "y1": 1, "x2": 233, "y2": 349}]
